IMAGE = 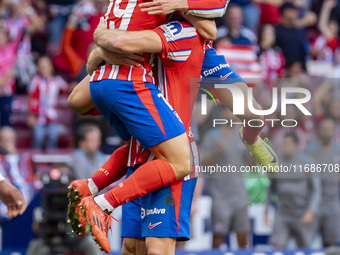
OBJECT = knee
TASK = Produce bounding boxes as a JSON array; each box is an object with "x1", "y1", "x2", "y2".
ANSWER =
[
  {"x1": 121, "y1": 242, "x2": 136, "y2": 255},
  {"x1": 122, "y1": 247, "x2": 134, "y2": 255},
  {"x1": 67, "y1": 92, "x2": 79, "y2": 113},
  {"x1": 146, "y1": 247, "x2": 163, "y2": 255},
  {"x1": 173, "y1": 145, "x2": 191, "y2": 179}
]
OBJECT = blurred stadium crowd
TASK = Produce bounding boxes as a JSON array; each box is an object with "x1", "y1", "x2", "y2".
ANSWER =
[{"x1": 0, "y1": 0, "x2": 340, "y2": 252}]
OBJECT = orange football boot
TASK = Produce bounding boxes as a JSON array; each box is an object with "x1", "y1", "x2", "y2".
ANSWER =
[
  {"x1": 67, "y1": 179, "x2": 91, "y2": 237},
  {"x1": 80, "y1": 196, "x2": 120, "y2": 253}
]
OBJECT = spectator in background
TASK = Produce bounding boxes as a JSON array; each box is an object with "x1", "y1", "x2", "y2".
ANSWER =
[
  {"x1": 244, "y1": 152, "x2": 270, "y2": 204},
  {"x1": 290, "y1": 0, "x2": 317, "y2": 29},
  {"x1": 216, "y1": 3, "x2": 257, "y2": 45},
  {"x1": 306, "y1": 118, "x2": 340, "y2": 248},
  {"x1": 285, "y1": 61, "x2": 306, "y2": 78},
  {"x1": 265, "y1": 133, "x2": 321, "y2": 249},
  {"x1": 0, "y1": 126, "x2": 17, "y2": 154},
  {"x1": 275, "y1": 2, "x2": 308, "y2": 69},
  {"x1": 257, "y1": 0, "x2": 283, "y2": 25},
  {"x1": 4, "y1": 0, "x2": 43, "y2": 92},
  {"x1": 70, "y1": 123, "x2": 109, "y2": 180},
  {"x1": 27, "y1": 56, "x2": 68, "y2": 149},
  {"x1": 53, "y1": 0, "x2": 106, "y2": 80},
  {"x1": 200, "y1": 107, "x2": 249, "y2": 249},
  {"x1": 313, "y1": 80, "x2": 340, "y2": 143},
  {"x1": 232, "y1": 0, "x2": 260, "y2": 31},
  {"x1": 31, "y1": 0, "x2": 49, "y2": 55},
  {"x1": 312, "y1": 0, "x2": 339, "y2": 64},
  {"x1": 46, "y1": 0, "x2": 76, "y2": 56},
  {"x1": 0, "y1": 21, "x2": 21, "y2": 127},
  {"x1": 257, "y1": 24, "x2": 285, "y2": 86},
  {"x1": 215, "y1": 4, "x2": 261, "y2": 79},
  {"x1": 273, "y1": 104, "x2": 309, "y2": 155},
  {"x1": 0, "y1": 126, "x2": 35, "y2": 218}
]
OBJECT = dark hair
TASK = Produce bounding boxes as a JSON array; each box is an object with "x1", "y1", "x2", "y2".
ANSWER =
[
  {"x1": 285, "y1": 60, "x2": 304, "y2": 70},
  {"x1": 226, "y1": 3, "x2": 241, "y2": 13},
  {"x1": 76, "y1": 123, "x2": 100, "y2": 145},
  {"x1": 318, "y1": 117, "x2": 335, "y2": 129},
  {"x1": 279, "y1": 2, "x2": 297, "y2": 15},
  {"x1": 284, "y1": 132, "x2": 299, "y2": 144},
  {"x1": 257, "y1": 24, "x2": 277, "y2": 56}
]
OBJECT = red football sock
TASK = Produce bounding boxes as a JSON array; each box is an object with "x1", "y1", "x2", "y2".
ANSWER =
[
  {"x1": 243, "y1": 105, "x2": 267, "y2": 145},
  {"x1": 90, "y1": 145, "x2": 129, "y2": 192},
  {"x1": 103, "y1": 159, "x2": 177, "y2": 208}
]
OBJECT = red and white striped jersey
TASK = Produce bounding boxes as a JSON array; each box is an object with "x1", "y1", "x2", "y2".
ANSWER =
[
  {"x1": 127, "y1": 22, "x2": 205, "y2": 180},
  {"x1": 28, "y1": 75, "x2": 68, "y2": 125},
  {"x1": 90, "y1": 0, "x2": 167, "y2": 84},
  {"x1": 312, "y1": 35, "x2": 340, "y2": 64},
  {"x1": 259, "y1": 48, "x2": 285, "y2": 84}
]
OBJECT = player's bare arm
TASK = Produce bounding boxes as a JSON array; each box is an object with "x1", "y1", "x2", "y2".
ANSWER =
[
  {"x1": 87, "y1": 47, "x2": 145, "y2": 75},
  {"x1": 141, "y1": 0, "x2": 220, "y2": 41},
  {"x1": 139, "y1": 0, "x2": 229, "y2": 18},
  {"x1": 140, "y1": 0, "x2": 228, "y2": 18},
  {"x1": 94, "y1": 19, "x2": 162, "y2": 54},
  {"x1": 181, "y1": 12, "x2": 217, "y2": 40},
  {"x1": 94, "y1": 17, "x2": 215, "y2": 55},
  {"x1": 139, "y1": 0, "x2": 189, "y2": 15},
  {"x1": 0, "y1": 178, "x2": 27, "y2": 217}
]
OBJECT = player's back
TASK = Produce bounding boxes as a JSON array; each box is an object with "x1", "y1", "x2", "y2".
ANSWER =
[
  {"x1": 127, "y1": 21, "x2": 204, "y2": 178},
  {"x1": 154, "y1": 21, "x2": 205, "y2": 130},
  {"x1": 91, "y1": 0, "x2": 167, "y2": 84},
  {"x1": 105, "y1": 0, "x2": 166, "y2": 31}
]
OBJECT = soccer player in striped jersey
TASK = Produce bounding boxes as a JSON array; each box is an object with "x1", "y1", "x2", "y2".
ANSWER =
[
  {"x1": 81, "y1": 18, "x2": 207, "y2": 253},
  {"x1": 66, "y1": 1, "x2": 215, "y2": 252},
  {"x1": 140, "y1": 0, "x2": 279, "y2": 170},
  {"x1": 67, "y1": 0, "x2": 278, "y2": 253},
  {"x1": 69, "y1": 0, "x2": 278, "y2": 180}
]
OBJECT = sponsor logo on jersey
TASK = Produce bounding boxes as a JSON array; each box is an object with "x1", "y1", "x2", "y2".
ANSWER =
[
  {"x1": 149, "y1": 222, "x2": 162, "y2": 229},
  {"x1": 147, "y1": 208, "x2": 166, "y2": 216},
  {"x1": 141, "y1": 207, "x2": 166, "y2": 219},
  {"x1": 220, "y1": 71, "x2": 233, "y2": 80},
  {"x1": 203, "y1": 63, "x2": 230, "y2": 77},
  {"x1": 162, "y1": 22, "x2": 183, "y2": 41}
]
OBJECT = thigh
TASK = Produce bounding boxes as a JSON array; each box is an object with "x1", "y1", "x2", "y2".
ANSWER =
[
  {"x1": 68, "y1": 75, "x2": 95, "y2": 114},
  {"x1": 122, "y1": 238, "x2": 146, "y2": 255},
  {"x1": 271, "y1": 214, "x2": 290, "y2": 248},
  {"x1": 211, "y1": 199, "x2": 233, "y2": 235},
  {"x1": 141, "y1": 178, "x2": 197, "y2": 241},
  {"x1": 90, "y1": 80, "x2": 131, "y2": 142},
  {"x1": 90, "y1": 79, "x2": 185, "y2": 150},
  {"x1": 232, "y1": 205, "x2": 249, "y2": 234},
  {"x1": 321, "y1": 209, "x2": 340, "y2": 245},
  {"x1": 145, "y1": 237, "x2": 176, "y2": 255},
  {"x1": 291, "y1": 220, "x2": 307, "y2": 248},
  {"x1": 47, "y1": 123, "x2": 59, "y2": 135},
  {"x1": 33, "y1": 124, "x2": 45, "y2": 139}
]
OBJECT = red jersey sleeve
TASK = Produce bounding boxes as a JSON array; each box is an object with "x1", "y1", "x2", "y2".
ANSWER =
[
  {"x1": 186, "y1": 0, "x2": 230, "y2": 18},
  {"x1": 153, "y1": 22, "x2": 201, "y2": 68}
]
